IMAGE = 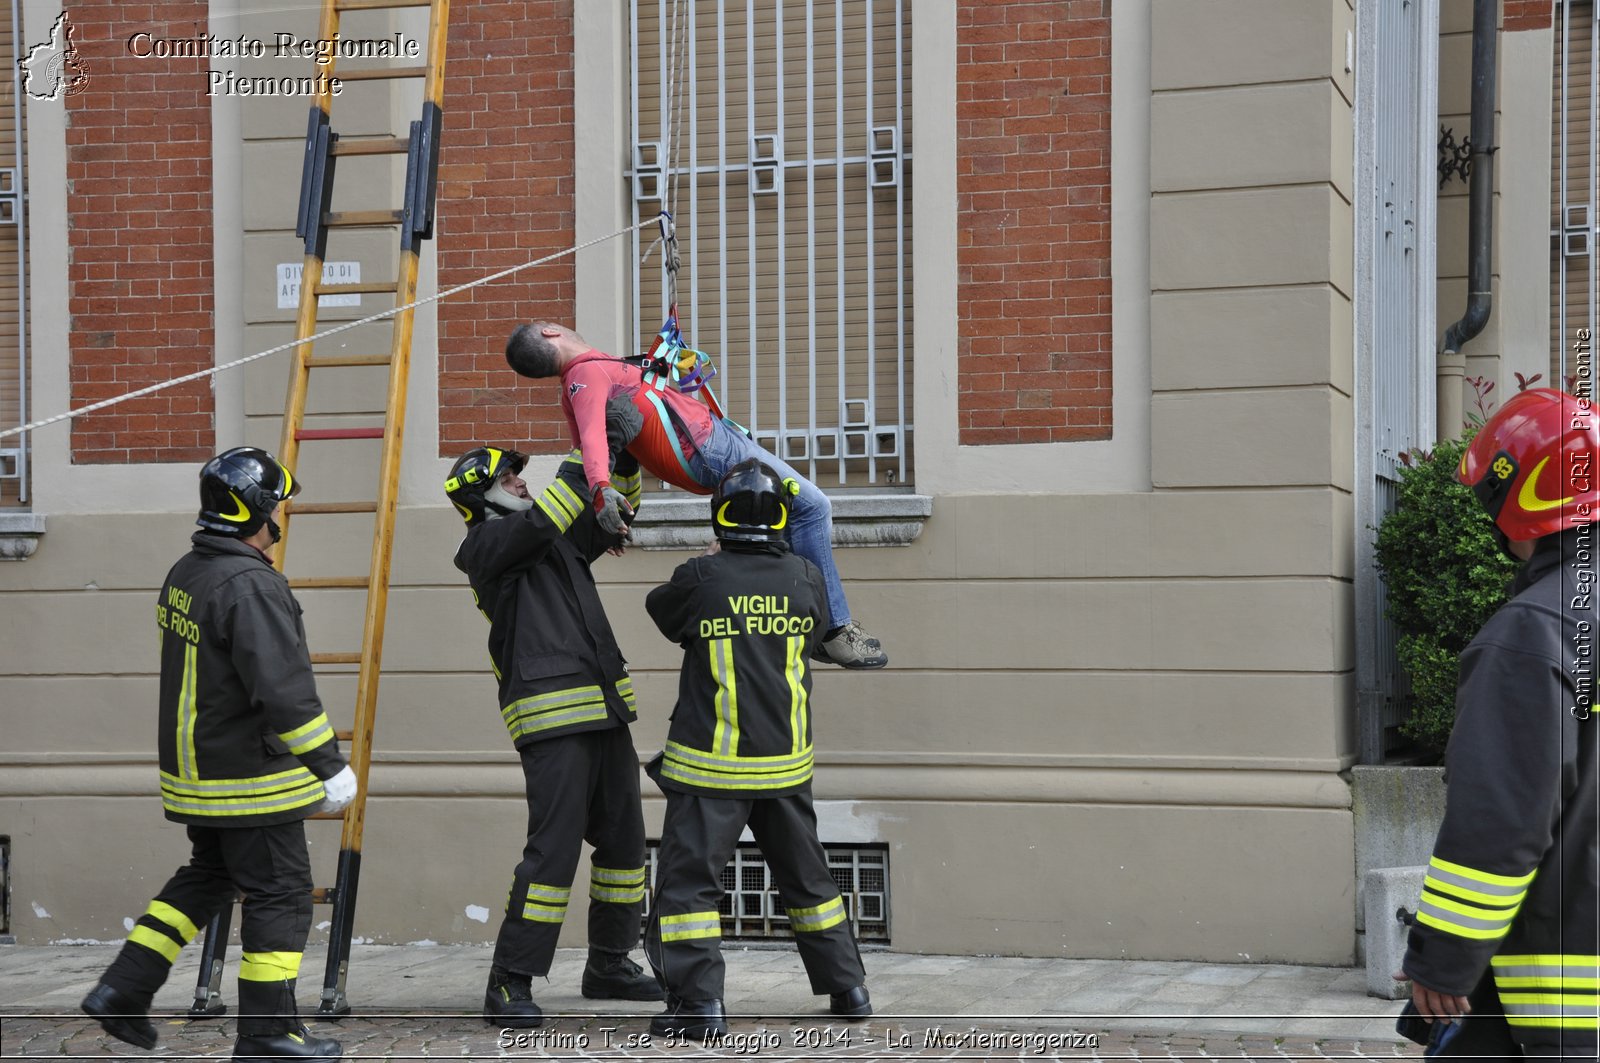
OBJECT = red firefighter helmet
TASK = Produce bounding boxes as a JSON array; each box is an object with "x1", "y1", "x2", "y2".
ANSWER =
[{"x1": 1457, "y1": 387, "x2": 1600, "y2": 540}]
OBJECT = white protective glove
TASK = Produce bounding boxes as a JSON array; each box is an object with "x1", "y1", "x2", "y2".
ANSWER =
[
  {"x1": 594, "y1": 485, "x2": 635, "y2": 537},
  {"x1": 319, "y1": 765, "x2": 358, "y2": 815}
]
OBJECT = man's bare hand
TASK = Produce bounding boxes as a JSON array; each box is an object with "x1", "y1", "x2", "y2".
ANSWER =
[{"x1": 1393, "y1": 971, "x2": 1470, "y2": 1024}]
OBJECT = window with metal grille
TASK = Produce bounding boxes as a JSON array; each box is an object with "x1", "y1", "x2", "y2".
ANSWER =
[
  {"x1": 1551, "y1": 0, "x2": 1597, "y2": 389},
  {"x1": 643, "y1": 841, "x2": 889, "y2": 944},
  {"x1": 626, "y1": 0, "x2": 914, "y2": 490}
]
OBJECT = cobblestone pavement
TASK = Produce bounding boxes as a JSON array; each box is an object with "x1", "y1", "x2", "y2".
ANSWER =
[{"x1": 1, "y1": 945, "x2": 1422, "y2": 1060}]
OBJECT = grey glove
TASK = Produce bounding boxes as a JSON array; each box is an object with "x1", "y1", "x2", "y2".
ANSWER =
[{"x1": 594, "y1": 486, "x2": 635, "y2": 536}]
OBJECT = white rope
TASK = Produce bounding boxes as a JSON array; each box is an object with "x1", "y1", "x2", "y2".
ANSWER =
[{"x1": 0, "y1": 216, "x2": 660, "y2": 442}]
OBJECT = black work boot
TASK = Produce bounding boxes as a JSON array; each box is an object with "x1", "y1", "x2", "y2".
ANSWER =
[
  {"x1": 649, "y1": 996, "x2": 727, "y2": 1041},
  {"x1": 232, "y1": 1026, "x2": 341, "y2": 1062},
  {"x1": 81, "y1": 982, "x2": 159, "y2": 1050},
  {"x1": 581, "y1": 948, "x2": 665, "y2": 1001},
  {"x1": 482, "y1": 966, "x2": 542, "y2": 1029},
  {"x1": 829, "y1": 985, "x2": 872, "y2": 1019}
]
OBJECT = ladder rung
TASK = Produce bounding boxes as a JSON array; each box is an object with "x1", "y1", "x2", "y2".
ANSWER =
[
  {"x1": 336, "y1": 0, "x2": 431, "y2": 8},
  {"x1": 330, "y1": 137, "x2": 411, "y2": 157},
  {"x1": 311, "y1": 652, "x2": 363, "y2": 665},
  {"x1": 289, "y1": 576, "x2": 371, "y2": 590},
  {"x1": 316, "y1": 281, "x2": 401, "y2": 296},
  {"x1": 296, "y1": 427, "x2": 387, "y2": 441},
  {"x1": 311, "y1": 887, "x2": 337, "y2": 903},
  {"x1": 307, "y1": 810, "x2": 348, "y2": 821},
  {"x1": 306, "y1": 353, "x2": 393, "y2": 368},
  {"x1": 335, "y1": 730, "x2": 354, "y2": 742},
  {"x1": 323, "y1": 210, "x2": 405, "y2": 228},
  {"x1": 292, "y1": 501, "x2": 378, "y2": 514},
  {"x1": 336, "y1": 66, "x2": 428, "y2": 82}
]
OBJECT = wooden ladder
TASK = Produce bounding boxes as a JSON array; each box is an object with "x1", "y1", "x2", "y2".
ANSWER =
[{"x1": 189, "y1": 0, "x2": 450, "y2": 1019}]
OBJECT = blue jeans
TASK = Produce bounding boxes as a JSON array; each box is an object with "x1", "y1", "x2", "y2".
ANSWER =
[{"x1": 688, "y1": 419, "x2": 850, "y2": 630}]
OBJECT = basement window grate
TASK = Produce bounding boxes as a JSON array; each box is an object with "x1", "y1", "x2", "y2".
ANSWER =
[{"x1": 643, "y1": 842, "x2": 889, "y2": 944}]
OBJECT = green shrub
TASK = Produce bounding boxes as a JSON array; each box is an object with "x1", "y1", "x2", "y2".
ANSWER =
[{"x1": 1373, "y1": 432, "x2": 1518, "y2": 754}]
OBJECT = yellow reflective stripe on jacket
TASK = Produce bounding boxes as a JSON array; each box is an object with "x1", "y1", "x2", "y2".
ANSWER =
[
  {"x1": 128, "y1": 924, "x2": 181, "y2": 963},
  {"x1": 177, "y1": 642, "x2": 199, "y2": 780},
  {"x1": 615, "y1": 469, "x2": 643, "y2": 510},
  {"x1": 590, "y1": 865, "x2": 646, "y2": 904},
  {"x1": 786, "y1": 634, "x2": 807, "y2": 754},
  {"x1": 278, "y1": 712, "x2": 335, "y2": 756},
  {"x1": 535, "y1": 478, "x2": 584, "y2": 532},
  {"x1": 239, "y1": 951, "x2": 303, "y2": 981},
  {"x1": 615, "y1": 676, "x2": 637, "y2": 712},
  {"x1": 1497, "y1": 992, "x2": 1600, "y2": 1028},
  {"x1": 501, "y1": 684, "x2": 611, "y2": 740},
  {"x1": 709, "y1": 637, "x2": 739, "y2": 756},
  {"x1": 1493, "y1": 955, "x2": 1600, "y2": 992},
  {"x1": 1425, "y1": 856, "x2": 1536, "y2": 907},
  {"x1": 660, "y1": 742, "x2": 814, "y2": 791},
  {"x1": 1415, "y1": 886, "x2": 1520, "y2": 941},
  {"x1": 659, "y1": 910, "x2": 721, "y2": 942},
  {"x1": 160, "y1": 767, "x2": 324, "y2": 818},
  {"x1": 145, "y1": 900, "x2": 198, "y2": 942},
  {"x1": 788, "y1": 896, "x2": 847, "y2": 933}
]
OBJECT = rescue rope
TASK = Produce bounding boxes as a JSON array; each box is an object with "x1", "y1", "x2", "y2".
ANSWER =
[{"x1": 0, "y1": 216, "x2": 662, "y2": 442}]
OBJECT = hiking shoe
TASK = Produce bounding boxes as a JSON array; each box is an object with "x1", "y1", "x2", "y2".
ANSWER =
[
  {"x1": 581, "y1": 949, "x2": 663, "y2": 1001},
  {"x1": 482, "y1": 967, "x2": 542, "y2": 1029},
  {"x1": 815, "y1": 620, "x2": 888, "y2": 669},
  {"x1": 81, "y1": 982, "x2": 158, "y2": 1051}
]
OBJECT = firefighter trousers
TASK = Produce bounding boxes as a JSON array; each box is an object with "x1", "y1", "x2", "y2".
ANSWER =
[
  {"x1": 99, "y1": 821, "x2": 313, "y2": 1036},
  {"x1": 493, "y1": 726, "x2": 648, "y2": 977},
  {"x1": 645, "y1": 788, "x2": 865, "y2": 1002}
]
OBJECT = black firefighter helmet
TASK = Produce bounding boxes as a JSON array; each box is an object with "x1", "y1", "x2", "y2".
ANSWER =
[
  {"x1": 197, "y1": 446, "x2": 300, "y2": 541},
  {"x1": 445, "y1": 446, "x2": 529, "y2": 526},
  {"x1": 711, "y1": 458, "x2": 797, "y2": 544}
]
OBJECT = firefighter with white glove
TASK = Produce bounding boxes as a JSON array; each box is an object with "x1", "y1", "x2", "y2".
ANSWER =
[{"x1": 319, "y1": 765, "x2": 358, "y2": 815}]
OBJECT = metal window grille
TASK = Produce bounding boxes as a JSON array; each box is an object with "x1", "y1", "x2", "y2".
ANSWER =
[
  {"x1": 643, "y1": 841, "x2": 889, "y2": 943},
  {"x1": 1551, "y1": 1, "x2": 1598, "y2": 391},
  {"x1": 1354, "y1": 0, "x2": 1439, "y2": 762},
  {"x1": 627, "y1": 0, "x2": 914, "y2": 489}
]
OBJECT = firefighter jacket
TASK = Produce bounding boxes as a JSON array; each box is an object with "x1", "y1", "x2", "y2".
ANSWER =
[
  {"x1": 156, "y1": 532, "x2": 347, "y2": 827},
  {"x1": 454, "y1": 460, "x2": 639, "y2": 749},
  {"x1": 1403, "y1": 526, "x2": 1600, "y2": 1046},
  {"x1": 644, "y1": 541, "x2": 828, "y2": 799}
]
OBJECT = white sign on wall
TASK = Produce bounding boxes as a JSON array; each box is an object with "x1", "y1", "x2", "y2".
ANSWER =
[{"x1": 277, "y1": 261, "x2": 362, "y2": 309}]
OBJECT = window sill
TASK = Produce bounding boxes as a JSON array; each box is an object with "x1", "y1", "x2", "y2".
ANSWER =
[
  {"x1": 628, "y1": 492, "x2": 932, "y2": 550},
  {"x1": 0, "y1": 512, "x2": 44, "y2": 560}
]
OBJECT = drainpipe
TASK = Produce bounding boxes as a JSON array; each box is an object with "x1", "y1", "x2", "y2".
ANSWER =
[{"x1": 1438, "y1": 0, "x2": 1498, "y2": 438}]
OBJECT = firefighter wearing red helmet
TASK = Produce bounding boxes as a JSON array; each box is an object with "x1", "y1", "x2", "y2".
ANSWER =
[{"x1": 1400, "y1": 389, "x2": 1599, "y2": 1058}]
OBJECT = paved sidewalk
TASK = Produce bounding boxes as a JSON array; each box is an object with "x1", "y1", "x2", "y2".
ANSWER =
[{"x1": 0, "y1": 944, "x2": 1419, "y2": 1060}]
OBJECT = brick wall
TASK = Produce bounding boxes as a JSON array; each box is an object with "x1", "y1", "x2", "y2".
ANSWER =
[
  {"x1": 1504, "y1": 0, "x2": 1555, "y2": 32},
  {"x1": 435, "y1": 1, "x2": 575, "y2": 459},
  {"x1": 67, "y1": 2, "x2": 214, "y2": 464},
  {"x1": 956, "y1": 0, "x2": 1112, "y2": 445}
]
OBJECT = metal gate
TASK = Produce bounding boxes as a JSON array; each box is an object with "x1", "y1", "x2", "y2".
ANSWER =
[
  {"x1": 1355, "y1": 0, "x2": 1440, "y2": 763},
  {"x1": 1552, "y1": 1, "x2": 1597, "y2": 393},
  {"x1": 626, "y1": 0, "x2": 914, "y2": 489}
]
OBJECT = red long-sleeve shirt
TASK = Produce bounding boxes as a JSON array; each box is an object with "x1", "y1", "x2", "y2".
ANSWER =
[{"x1": 559, "y1": 349, "x2": 716, "y2": 497}]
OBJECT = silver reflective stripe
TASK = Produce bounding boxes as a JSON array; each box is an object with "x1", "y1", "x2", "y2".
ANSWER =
[
  {"x1": 161, "y1": 769, "x2": 317, "y2": 795},
  {"x1": 1425, "y1": 864, "x2": 1528, "y2": 899},
  {"x1": 161, "y1": 787, "x2": 323, "y2": 816},
  {"x1": 508, "y1": 702, "x2": 609, "y2": 737},
  {"x1": 1495, "y1": 963, "x2": 1600, "y2": 979},
  {"x1": 1417, "y1": 897, "x2": 1515, "y2": 932},
  {"x1": 1503, "y1": 1000, "x2": 1600, "y2": 1019}
]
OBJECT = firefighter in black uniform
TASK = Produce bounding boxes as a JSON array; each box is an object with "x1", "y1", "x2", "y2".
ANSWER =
[
  {"x1": 643, "y1": 459, "x2": 871, "y2": 1040},
  {"x1": 447, "y1": 434, "x2": 661, "y2": 1029},
  {"x1": 80, "y1": 447, "x2": 355, "y2": 1063},
  {"x1": 1400, "y1": 388, "x2": 1599, "y2": 1059}
]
